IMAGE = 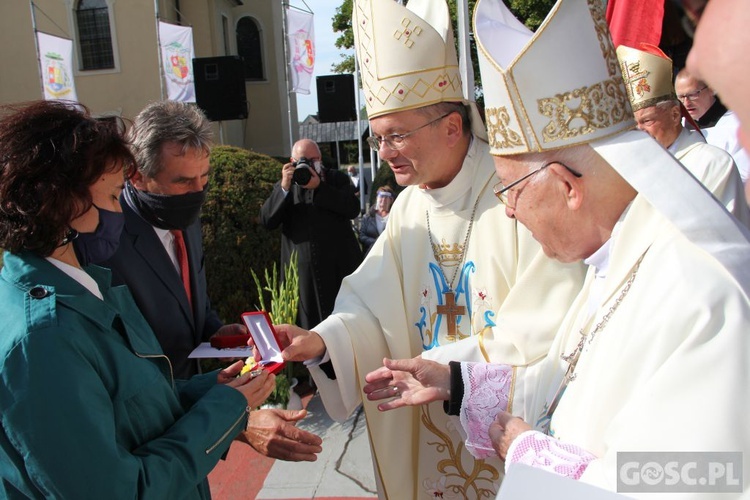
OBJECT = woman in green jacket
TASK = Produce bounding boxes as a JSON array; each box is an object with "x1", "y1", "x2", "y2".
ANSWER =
[{"x1": 0, "y1": 101, "x2": 275, "y2": 499}]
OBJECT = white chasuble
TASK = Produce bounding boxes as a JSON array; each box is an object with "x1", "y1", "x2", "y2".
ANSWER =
[
  {"x1": 310, "y1": 139, "x2": 586, "y2": 499},
  {"x1": 518, "y1": 196, "x2": 750, "y2": 496},
  {"x1": 671, "y1": 128, "x2": 750, "y2": 226}
]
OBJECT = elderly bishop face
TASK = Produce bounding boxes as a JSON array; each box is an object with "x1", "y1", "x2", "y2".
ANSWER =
[{"x1": 477, "y1": 0, "x2": 747, "y2": 267}]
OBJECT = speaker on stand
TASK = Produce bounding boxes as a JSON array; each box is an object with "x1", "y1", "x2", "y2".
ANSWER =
[
  {"x1": 193, "y1": 56, "x2": 248, "y2": 122},
  {"x1": 316, "y1": 74, "x2": 356, "y2": 123}
]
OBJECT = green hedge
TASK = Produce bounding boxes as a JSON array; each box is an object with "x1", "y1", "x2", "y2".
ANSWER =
[{"x1": 201, "y1": 145, "x2": 283, "y2": 324}]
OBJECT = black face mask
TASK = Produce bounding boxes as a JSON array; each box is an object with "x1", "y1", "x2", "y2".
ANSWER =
[
  {"x1": 123, "y1": 181, "x2": 207, "y2": 230},
  {"x1": 72, "y1": 206, "x2": 125, "y2": 267}
]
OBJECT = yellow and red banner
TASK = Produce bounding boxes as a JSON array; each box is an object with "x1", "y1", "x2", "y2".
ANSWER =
[
  {"x1": 36, "y1": 32, "x2": 77, "y2": 102},
  {"x1": 158, "y1": 21, "x2": 196, "y2": 102}
]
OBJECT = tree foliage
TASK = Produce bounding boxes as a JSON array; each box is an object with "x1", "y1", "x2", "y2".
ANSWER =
[
  {"x1": 201, "y1": 146, "x2": 283, "y2": 324},
  {"x1": 331, "y1": 0, "x2": 355, "y2": 73}
]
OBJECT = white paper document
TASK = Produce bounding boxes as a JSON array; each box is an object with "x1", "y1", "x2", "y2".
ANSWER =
[{"x1": 188, "y1": 343, "x2": 253, "y2": 359}]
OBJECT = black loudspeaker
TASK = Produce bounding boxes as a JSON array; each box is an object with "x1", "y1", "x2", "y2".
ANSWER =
[
  {"x1": 316, "y1": 74, "x2": 356, "y2": 123},
  {"x1": 193, "y1": 56, "x2": 248, "y2": 121}
]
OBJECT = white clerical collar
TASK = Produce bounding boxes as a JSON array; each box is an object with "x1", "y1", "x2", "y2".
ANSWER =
[
  {"x1": 582, "y1": 202, "x2": 632, "y2": 315},
  {"x1": 583, "y1": 238, "x2": 612, "y2": 277},
  {"x1": 420, "y1": 135, "x2": 477, "y2": 210},
  {"x1": 46, "y1": 257, "x2": 104, "y2": 300},
  {"x1": 667, "y1": 127, "x2": 690, "y2": 155}
]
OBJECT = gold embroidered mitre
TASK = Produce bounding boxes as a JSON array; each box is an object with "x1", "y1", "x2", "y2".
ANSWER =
[
  {"x1": 353, "y1": 0, "x2": 463, "y2": 118},
  {"x1": 474, "y1": 0, "x2": 635, "y2": 155},
  {"x1": 616, "y1": 44, "x2": 677, "y2": 112}
]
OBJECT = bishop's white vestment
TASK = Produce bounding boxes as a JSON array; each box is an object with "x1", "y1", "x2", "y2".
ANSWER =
[
  {"x1": 512, "y1": 195, "x2": 750, "y2": 498},
  {"x1": 702, "y1": 110, "x2": 750, "y2": 183},
  {"x1": 309, "y1": 138, "x2": 585, "y2": 499},
  {"x1": 672, "y1": 128, "x2": 750, "y2": 225}
]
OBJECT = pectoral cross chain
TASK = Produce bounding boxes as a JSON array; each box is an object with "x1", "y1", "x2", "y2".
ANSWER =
[{"x1": 436, "y1": 291, "x2": 466, "y2": 336}]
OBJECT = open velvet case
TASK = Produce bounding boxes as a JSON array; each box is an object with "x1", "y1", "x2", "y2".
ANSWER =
[{"x1": 240, "y1": 311, "x2": 286, "y2": 375}]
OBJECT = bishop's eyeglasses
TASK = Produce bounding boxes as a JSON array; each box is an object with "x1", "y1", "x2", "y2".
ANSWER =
[
  {"x1": 366, "y1": 112, "x2": 453, "y2": 151},
  {"x1": 494, "y1": 161, "x2": 582, "y2": 207}
]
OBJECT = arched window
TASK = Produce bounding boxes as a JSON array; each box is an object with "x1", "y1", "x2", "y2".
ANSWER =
[
  {"x1": 236, "y1": 17, "x2": 264, "y2": 81},
  {"x1": 76, "y1": 0, "x2": 114, "y2": 70}
]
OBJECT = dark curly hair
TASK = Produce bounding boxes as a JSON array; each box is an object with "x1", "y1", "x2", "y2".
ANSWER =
[{"x1": 0, "y1": 100, "x2": 136, "y2": 256}]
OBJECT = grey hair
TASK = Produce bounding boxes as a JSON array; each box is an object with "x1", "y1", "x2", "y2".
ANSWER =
[
  {"x1": 414, "y1": 101, "x2": 471, "y2": 134},
  {"x1": 655, "y1": 99, "x2": 680, "y2": 110},
  {"x1": 129, "y1": 101, "x2": 213, "y2": 177}
]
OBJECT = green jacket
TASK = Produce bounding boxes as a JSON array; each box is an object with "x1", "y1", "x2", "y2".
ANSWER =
[{"x1": 0, "y1": 252, "x2": 248, "y2": 499}]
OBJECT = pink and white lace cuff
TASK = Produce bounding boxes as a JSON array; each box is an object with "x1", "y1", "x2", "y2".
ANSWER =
[
  {"x1": 459, "y1": 362, "x2": 513, "y2": 459},
  {"x1": 505, "y1": 430, "x2": 595, "y2": 480}
]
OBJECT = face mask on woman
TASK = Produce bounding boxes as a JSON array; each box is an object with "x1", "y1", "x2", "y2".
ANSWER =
[{"x1": 72, "y1": 206, "x2": 125, "y2": 266}]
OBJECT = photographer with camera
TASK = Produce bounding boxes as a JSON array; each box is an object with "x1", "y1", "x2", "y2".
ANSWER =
[{"x1": 260, "y1": 139, "x2": 363, "y2": 329}]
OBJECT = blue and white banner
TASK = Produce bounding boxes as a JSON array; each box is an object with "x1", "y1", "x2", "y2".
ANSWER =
[
  {"x1": 158, "y1": 21, "x2": 196, "y2": 102},
  {"x1": 36, "y1": 32, "x2": 77, "y2": 102},
  {"x1": 286, "y1": 8, "x2": 315, "y2": 94}
]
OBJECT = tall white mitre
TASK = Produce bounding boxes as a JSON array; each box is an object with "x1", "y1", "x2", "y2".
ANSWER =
[
  {"x1": 353, "y1": 0, "x2": 487, "y2": 139},
  {"x1": 474, "y1": 0, "x2": 750, "y2": 287},
  {"x1": 474, "y1": 0, "x2": 633, "y2": 155},
  {"x1": 353, "y1": 0, "x2": 461, "y2": 117}
]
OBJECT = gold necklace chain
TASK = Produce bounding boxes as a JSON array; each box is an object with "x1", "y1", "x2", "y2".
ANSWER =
[
  {"x1": 560, "y1": 253, "x2": 646, "y2": 381},
  {"x1": 543, "y1": 252, "x2": 646, "y2": 422},
  {"x1": 425, "y1": 186, "x2": 484, "y2": 292}
]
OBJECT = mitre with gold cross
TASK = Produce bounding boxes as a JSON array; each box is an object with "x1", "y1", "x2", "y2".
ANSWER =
[{"x1": 616, "y1": 43, "x2": 677, "y2": 112}]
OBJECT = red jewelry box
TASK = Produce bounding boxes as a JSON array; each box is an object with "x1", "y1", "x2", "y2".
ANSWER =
[
  {"x1": 241, "y1": 311, "x2": 286, "y2": 375},
  {"x1": 209, "y1": 334, "x2": 251, "y2": 349}
]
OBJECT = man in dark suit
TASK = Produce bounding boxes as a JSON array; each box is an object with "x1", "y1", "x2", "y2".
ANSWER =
[
  {"x1": 261, "y1": 139, "x2": 363, "y2": 330},
  {"x1": 105, "y1": 102, "x2": 323, "y2": 462},
  {"x1": 104, "y1": 101, "x2": 242, "y2": 380}
]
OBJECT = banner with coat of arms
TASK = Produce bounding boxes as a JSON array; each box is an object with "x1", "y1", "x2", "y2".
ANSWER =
[
  {"x1": 285, "y1": 8, "x2": 315, "y2": 95},
  {"x1": 158, "y1": 21, "x2": 196, "y2": 102},
  {"x1": 36, "y1": 32, "x2": 77, "y2": 102}
]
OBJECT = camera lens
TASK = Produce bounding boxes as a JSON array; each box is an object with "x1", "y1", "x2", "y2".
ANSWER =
[
  {"x1": 292, "y1": 157, "x2": 313, "y2": 185},
  {"x1": 293, "y1": 167, "x2": 312, "y2": 185}
]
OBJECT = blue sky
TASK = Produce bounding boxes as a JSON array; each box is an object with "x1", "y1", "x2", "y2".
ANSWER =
[{"x1": 291, "y1": 0, "x2": 354, "y2": 120}]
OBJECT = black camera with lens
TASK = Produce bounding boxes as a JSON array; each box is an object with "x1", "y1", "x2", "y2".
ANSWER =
[{"x1": 292, "y1": 157, "x2": 313, "y2": 186}]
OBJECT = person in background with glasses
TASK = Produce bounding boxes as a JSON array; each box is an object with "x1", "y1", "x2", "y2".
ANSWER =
[
  {"x1": 262, "y1": 0, "x2": 585, "y2": 496},
  {"x1": 259, "y1": 138, "x2": 363, "y2": 331},
  {"x1": 675, "y1": 67, "x2": 750, "y2": 184},
  {"x1": 617, "y1": 44, "x2": 748, "y2": 223}
]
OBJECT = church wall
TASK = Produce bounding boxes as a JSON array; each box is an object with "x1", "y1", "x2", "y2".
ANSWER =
[{"x1": 0, "y1": 0, "x2": 292, "y2": 158}]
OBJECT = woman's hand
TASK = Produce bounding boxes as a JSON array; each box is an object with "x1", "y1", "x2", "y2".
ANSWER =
[
  {"x1": 227, "y1": 370, "x2": 276, "y2": 409},
  {"x1": 217, "y1": 360, "x2": 245, "y2": 384},
  {"x1": 363, "y1": 357, "x2": 451, "y2": 411}
]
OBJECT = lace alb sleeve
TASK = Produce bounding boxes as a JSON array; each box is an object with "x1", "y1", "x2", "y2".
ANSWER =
[
  {"x1": 459, "y1": 362, "x2": 513, "y2": 459},
  {"x1": 505, "y1": 430, "x2": 595, "y2": 480}
]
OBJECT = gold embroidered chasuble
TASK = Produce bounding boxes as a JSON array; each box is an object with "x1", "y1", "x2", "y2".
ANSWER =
[{"x1": 309, "y1": 138, "x2": 585, "y2": 499}]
